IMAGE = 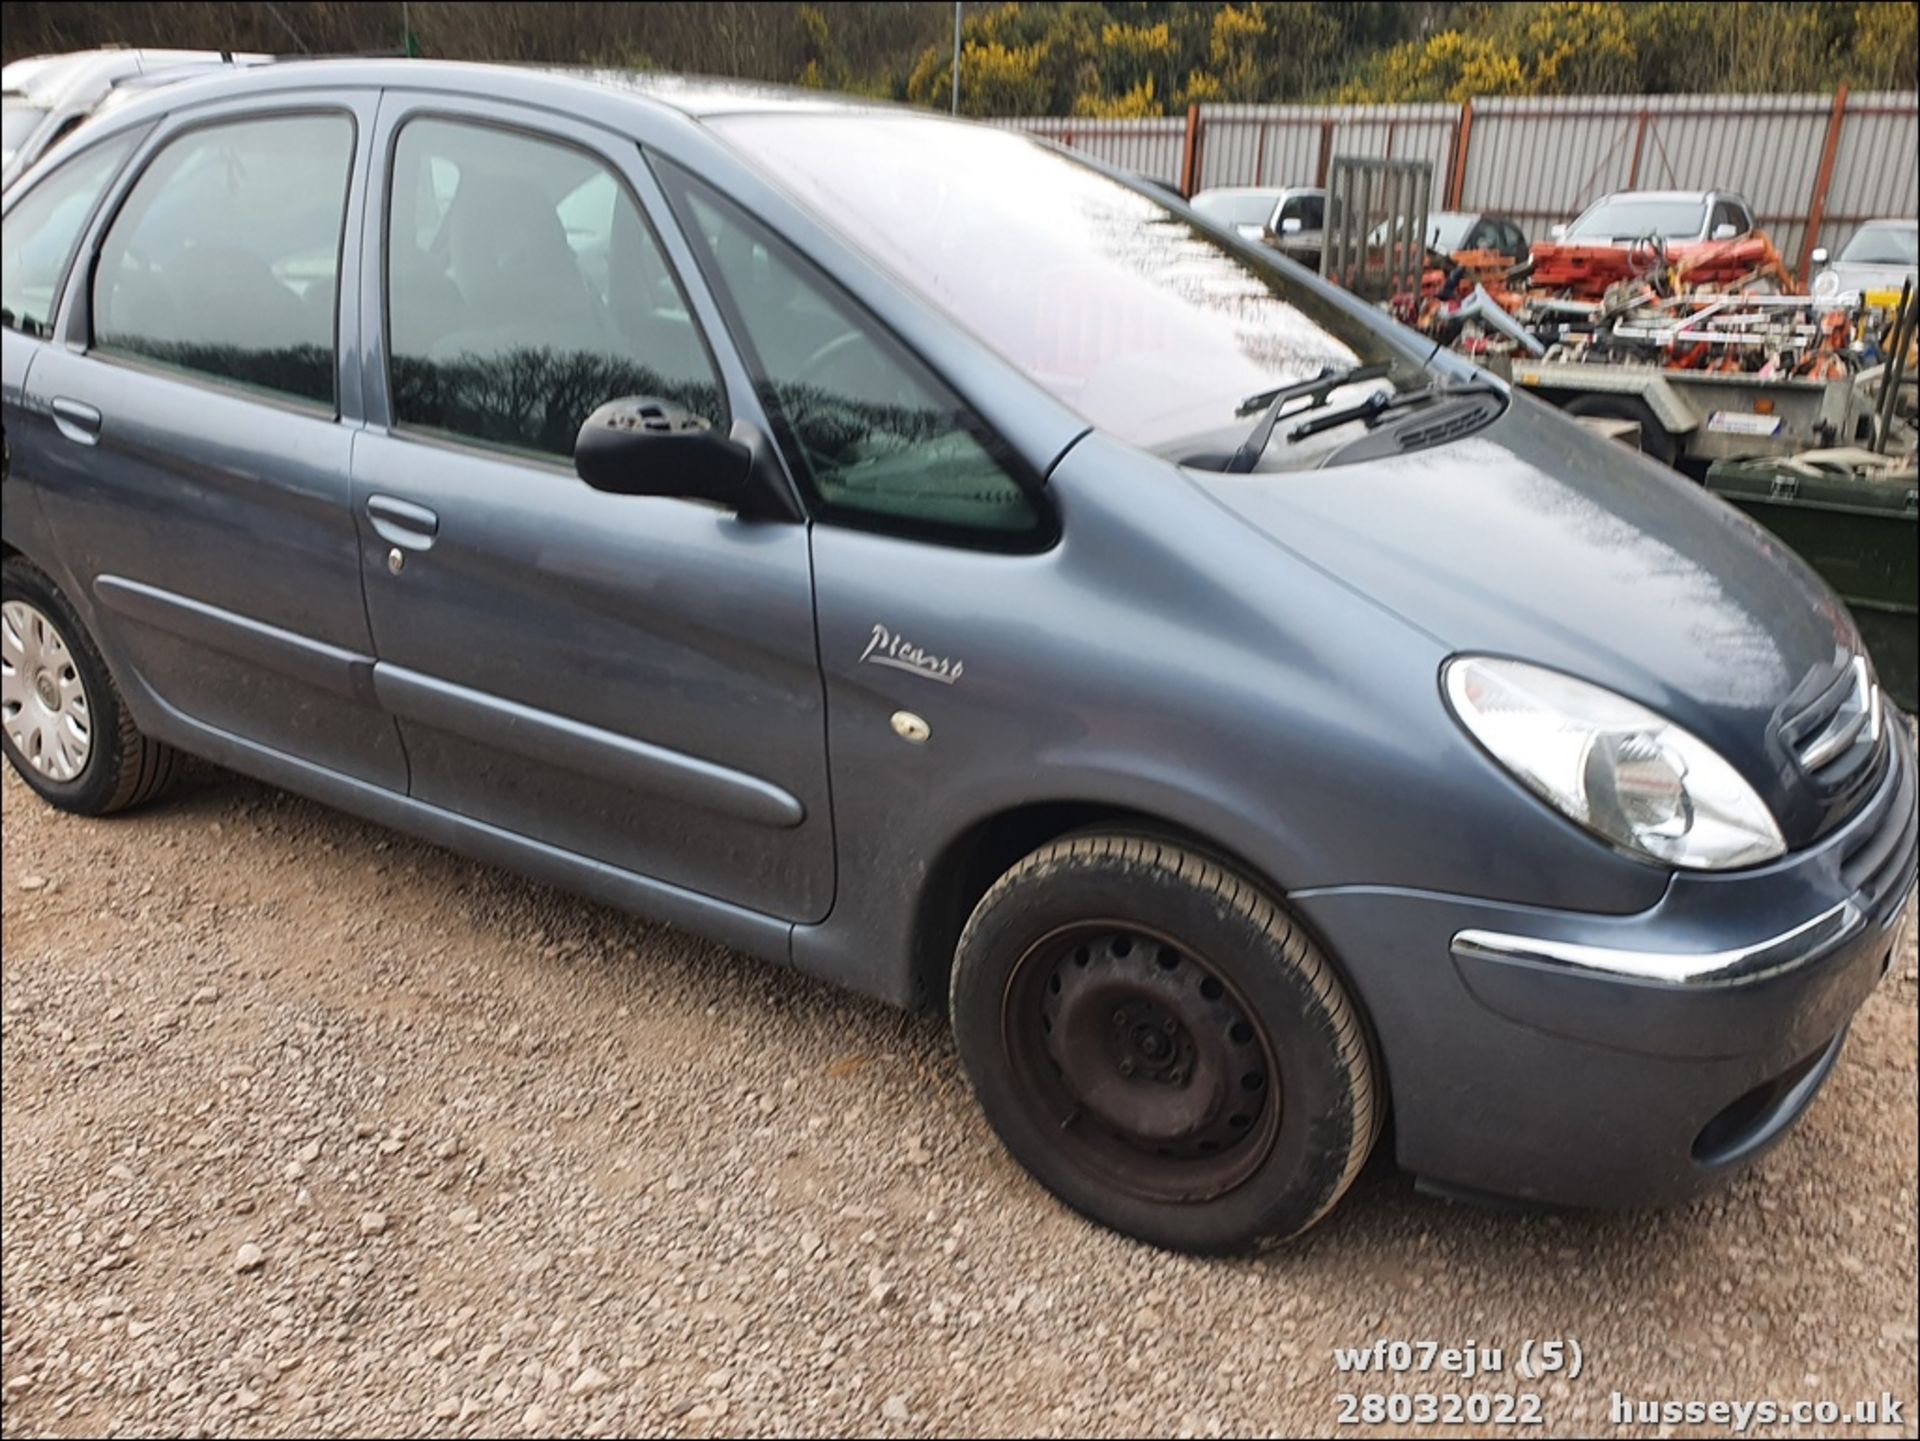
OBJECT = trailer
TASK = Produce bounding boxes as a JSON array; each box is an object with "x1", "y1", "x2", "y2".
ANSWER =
[
  {"x1": 1488, "y1": 355, "x2": 1887, "y2": 469},
  {"x1": 1423, "y1": 251, "x2": 1917, "y2": 472}
]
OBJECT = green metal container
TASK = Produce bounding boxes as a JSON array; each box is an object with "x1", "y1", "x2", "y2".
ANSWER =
[{"x1": 1705, "y1": 453, "x2": 1919, "y2": 712}]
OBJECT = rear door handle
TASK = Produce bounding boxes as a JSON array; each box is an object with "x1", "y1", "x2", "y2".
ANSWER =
[
  {"x1": 50, "y1": 397, "x2": 102, "y2": 446},
  {"x1": 366, "y1": 494, "x2": 439, "y2": 550}
]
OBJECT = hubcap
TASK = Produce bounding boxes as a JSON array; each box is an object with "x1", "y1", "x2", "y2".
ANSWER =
[
  {"x1": 1004, "y1": 924, "x2": 1281, "y2": 1204},
  {"x1": 1, "y1": 600, "x2": 93, "y2": 782}
]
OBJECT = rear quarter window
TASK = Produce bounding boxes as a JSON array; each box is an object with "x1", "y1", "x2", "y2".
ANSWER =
[{"x1": 1, "y1": 134, "x2": 136, "y2": 338}]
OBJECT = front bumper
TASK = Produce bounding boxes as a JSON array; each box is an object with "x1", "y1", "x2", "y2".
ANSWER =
[{"x1": 1293, "y1": 722, "x2": 1917, "y2": 1209}]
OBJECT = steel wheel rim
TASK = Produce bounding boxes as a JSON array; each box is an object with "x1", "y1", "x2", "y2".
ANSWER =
[
  {"x1": 1, "y1": 600, "x2": 93, "y2": 782},
  {"x1": 1000, "y1": 921, "x2": 1282, "y2": 1205}
]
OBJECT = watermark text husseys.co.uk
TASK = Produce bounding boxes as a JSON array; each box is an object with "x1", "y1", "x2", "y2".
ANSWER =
[{"x1": 1610, "y1": 1392, "x2": 1904, "y2": 1432}]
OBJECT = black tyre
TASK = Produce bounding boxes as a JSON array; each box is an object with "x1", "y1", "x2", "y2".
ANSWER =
[
  {"x1": 950, "y1": 833, "x2": 1381, "y2": 1253},
  {"x1": 1563, "y1": 393, "x2": 1679, "y2": 468},
  {"x1": 1, "y1": 556, "x2": 180, "y2": 815}
]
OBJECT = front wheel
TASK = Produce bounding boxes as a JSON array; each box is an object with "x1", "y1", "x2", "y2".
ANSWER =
[{"x1": 949, "y1": 834, "x2": 1381, "y2": 1253}]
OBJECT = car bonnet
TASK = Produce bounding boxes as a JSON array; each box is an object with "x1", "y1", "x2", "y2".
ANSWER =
[{"x1": 1186, "y1": 390, "x2": 1861, "y2": 845}]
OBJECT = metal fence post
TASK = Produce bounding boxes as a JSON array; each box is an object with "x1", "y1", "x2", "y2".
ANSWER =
[
  {"x1": 1628, "y1": 107, "x2": 1649, "y2": 186},
  {"x1": 1180, "y1": 102, "x2": 1203, "y2": 196},
  {"x1": 1445, "y1": 98, "x2": 1473, "y2": 208},
  {"x1": 1801, "y1": 84, "x2": 1851, "y2": 285}
]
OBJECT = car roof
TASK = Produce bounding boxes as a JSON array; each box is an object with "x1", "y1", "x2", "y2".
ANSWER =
[
  {"x1": 87, "y1": 57, "x2": 275, "y2": 118},
  {"x1": 4, "y1": 51, "x2": 142, "y2": 106},
  {"x1": 1591, "y1": 189, "x2": 1730, "y2": 202},
  {"x1": 555, "y1": 68, "x2": 890, "y2": 117},
  {"x1": 1856, "y1": 217, "x2": 1918, "y2": 230},
  {"x1": 3, "y1": 48, "x2": 242, "y2": 108},
  {"x1": 40, "y1": 57, "x2": 893, "y2": 127}
]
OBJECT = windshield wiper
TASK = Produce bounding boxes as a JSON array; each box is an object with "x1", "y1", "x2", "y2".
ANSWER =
[
  {"x1": 1225, "y1": 361, "x2": 1391, "y2": 473},
  {"x1": 1285, "y1": 378, "x2": 1498, "y2": 445}
]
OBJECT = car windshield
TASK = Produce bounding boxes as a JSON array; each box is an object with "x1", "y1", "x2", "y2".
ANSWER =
[
  {"x1": 1567, "y1": 197, "x2": 1707, "y2": 241},
  {"x1": 1191, "y1": 192, "x2": 1277, "y2": 228},
  {"x1": 2, "y1": 100, "x2": 49, "y2": 166},
  {"x1": 713, "y1": 116, "x2": 1416, "y2": 449},
  {"x1": 1369, "y1": 212, "x2": 1476, "y2": 252},
  {"x1": 1840, "y1": 225, "x2": 1918, "y2": 266}
]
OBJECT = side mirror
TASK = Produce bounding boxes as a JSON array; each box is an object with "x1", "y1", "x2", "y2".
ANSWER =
[
  {"x1": 1711, "y1": 222, "x2": 1738, "y2": 241},
  {"x1": 1810, "y1": 246, "x2": 1829, "y2": 265},
  {"x1": 1279, "y1": 216, "x2": 1304, "y2": 235},
  {"x1": 575, "y1": 396, "x2": 759, "y2": 510},
  {"x1": 1549, "y1": 222, "x2": 1568, "y2": 242}
]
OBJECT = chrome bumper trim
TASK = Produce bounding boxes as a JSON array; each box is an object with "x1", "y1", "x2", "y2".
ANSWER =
[
  {"x1": 1451, "y1": 900, "x2": 1863, "y2": 987},
  {"x1": 1796, "y1": 655, "x2": 1883, "y2": 773}
]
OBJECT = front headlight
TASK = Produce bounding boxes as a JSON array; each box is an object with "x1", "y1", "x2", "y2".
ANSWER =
[
  {"x1": 1811, "y1": 269, "x2": 1840, "y2": 298},
  {"x1": 1444, "y1": 656, "x2": 1785, "y2": 870}
]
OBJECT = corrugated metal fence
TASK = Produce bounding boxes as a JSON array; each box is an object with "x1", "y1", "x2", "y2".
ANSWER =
[{"x1": 990, "y1": 89, "x2": 1918, "y2": 279}]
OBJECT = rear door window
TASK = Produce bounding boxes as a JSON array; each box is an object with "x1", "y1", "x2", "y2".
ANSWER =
[{"x1": 92, "y1": 113, "x2": 354, "y2": 408}]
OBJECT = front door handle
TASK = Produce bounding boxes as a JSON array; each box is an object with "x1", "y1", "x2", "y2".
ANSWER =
[
  {"x1": 366, "y1": 494, "x2": 439, "y2": 550},
  {"x1": 50, "y1": 397, "x2": 102, "y2": 446}
]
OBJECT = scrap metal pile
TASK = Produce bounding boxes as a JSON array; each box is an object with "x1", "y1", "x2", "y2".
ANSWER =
[{"x1": 1395, "y1": 231, "x2": 1912, "y2": 381}]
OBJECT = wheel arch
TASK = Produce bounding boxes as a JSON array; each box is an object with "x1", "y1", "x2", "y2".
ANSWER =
[
  {"x1": 912, "y1": 800, "x2": 1294, "y2": 1011},
  {"x1": 908, "y1": 798, "x2": 1392, "y2": 1130}
]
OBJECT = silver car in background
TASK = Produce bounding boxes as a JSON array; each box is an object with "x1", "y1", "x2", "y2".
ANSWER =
[
  {"x1": 2, "y1": 48, "x2": 267, "y2": 190},
  {"x1": 1189, "y1": 184, "x2": 1328, "y2": 260},
  {"x1": 1553, "y1": 188, "x2": 1755, "y2": 247},
  {"x1": 1811, "y1": 219, "x2": 1919, "y2": 300}
]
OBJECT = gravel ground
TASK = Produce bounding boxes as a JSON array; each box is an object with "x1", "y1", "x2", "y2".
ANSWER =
[{"x1": 2, "y1": 761, "x2": 1915, "y2": 1440}]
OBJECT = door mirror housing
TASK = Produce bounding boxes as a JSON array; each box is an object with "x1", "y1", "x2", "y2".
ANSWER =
[
  {"x1": 1279, "y1": 215, "x2": 1304, "y2": 236},
  {"x1": 1711, "y1": 222, "x2": 1739, "y2": 241},
  {"x1": 1810, "y1": 246, "x2": 1829, "y2": 265},
  {"x1": 575, "y1": 397, "x2": 780, "y2": 515},
  {"x1": 1549, "y1": 222, "x2": 1569, "y2": 242}
]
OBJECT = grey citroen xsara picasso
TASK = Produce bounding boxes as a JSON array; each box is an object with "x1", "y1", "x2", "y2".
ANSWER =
[{"x1": 2, "y1": 62, "x2": 1914, "y2": 1253}]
